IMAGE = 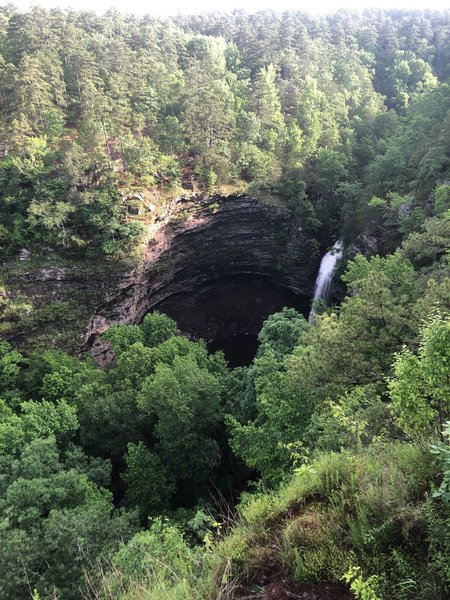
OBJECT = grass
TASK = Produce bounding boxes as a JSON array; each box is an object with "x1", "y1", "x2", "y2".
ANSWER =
[
  {"x1": 202, "y1": 442, "x2": 443, "y2": 599},
  {"x1": 87, "y1": 441, "x2": 447, "y2": 599}
]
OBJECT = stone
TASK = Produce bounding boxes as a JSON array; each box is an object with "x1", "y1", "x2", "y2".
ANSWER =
[
  {"x1": 19, "y1": 248, "x2": 31, "y2": 261},
  {"x1": 38, "y1": 268, "x2": 68, "y2": 281},
  {"x1": 83, "y1": 195, "x2": 320, "y2": 364}
]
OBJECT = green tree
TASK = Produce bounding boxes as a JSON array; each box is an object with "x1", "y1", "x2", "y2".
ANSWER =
[
  {"x1": 138, "y1": 354, "x2": 223, "y2": 496},
  {"x1": 0, "y1": 340, "x2": 26, "y2": 406},
  {"x1": 140, "y1": 311, "x2": 178, "y2": 348},
  {"x1": 182, "y1": 40, "x2": 235, "y2": 182},
  {"x1": 228, "y1": 309, "x2": 312, "y2": 484},
  {"x1": 250, "y1": 63, "x2": 286, "y2": 153},
  {"x1": 124, "y1": 442, "x2": 175, "y2": 518},
  {"x1": 257, "y1": 307, "x2": 308, "y2": 358},
  {"x1": 100, "y1": 519, "x2": 198, "y2": 598},
  {"x1": 389, "y1": 313, "x2": 450, "y2": 437},
  {"x1": 101, "y1": 323, "x2": 144, "y2": 355},
  {"x1": 0, "y1": 400, "x2": 135, "y2": 600},
  {"x1": 277, "y1": 168, "x2": 320, "y2": 232}
]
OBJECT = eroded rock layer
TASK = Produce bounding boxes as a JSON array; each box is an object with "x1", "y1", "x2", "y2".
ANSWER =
[{"x1": 84, "y1": 195, "x2": 319, "y2": 363}]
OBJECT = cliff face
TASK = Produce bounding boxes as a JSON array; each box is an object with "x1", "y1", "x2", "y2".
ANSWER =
[{"x1": 84, "y1": 195, "x2": 320, "y2": 363}]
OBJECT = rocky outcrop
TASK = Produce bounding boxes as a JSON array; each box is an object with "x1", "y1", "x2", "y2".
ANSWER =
[{"x1": 83, "y1": 195, "x2": 320, "y2": 363}]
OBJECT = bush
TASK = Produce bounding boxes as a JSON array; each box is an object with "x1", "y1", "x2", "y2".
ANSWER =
[{"x1": 96, "y1": 519, "x2": 204, "y2": 600}]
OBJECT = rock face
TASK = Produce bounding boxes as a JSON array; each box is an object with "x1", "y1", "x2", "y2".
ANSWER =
[{"x1": 84, "y1": 195, "x2": 320, "y2": 363}]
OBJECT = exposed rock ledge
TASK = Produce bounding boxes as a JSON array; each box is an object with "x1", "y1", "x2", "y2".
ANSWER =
[{"x1": 83, "y1": 195, "x2": 320, "y2": 363}]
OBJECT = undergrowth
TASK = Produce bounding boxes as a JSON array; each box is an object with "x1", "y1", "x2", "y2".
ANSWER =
[{"x1": 91, "y1": 441, "x2": 448, "y2": 600}]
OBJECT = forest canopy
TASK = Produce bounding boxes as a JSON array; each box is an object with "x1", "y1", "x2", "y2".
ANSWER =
[{"x1": 0, "y1": 7, "x2": 449, "y2": 254}]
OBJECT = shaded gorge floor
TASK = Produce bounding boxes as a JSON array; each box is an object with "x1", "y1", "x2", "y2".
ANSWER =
[
  {"x1": 152, "y1": 274, "x2": 311, "y2": 367},
  {"x1": 208, "y1": 334, "x2": 260, "y2": 369}
]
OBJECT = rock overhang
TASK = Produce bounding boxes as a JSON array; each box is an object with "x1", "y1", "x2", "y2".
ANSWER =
[{"x1": 83, "y1": 195, "x2": 320, "y2": 363}]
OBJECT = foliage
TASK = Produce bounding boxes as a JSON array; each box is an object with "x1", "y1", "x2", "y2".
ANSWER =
[
  {"x1": 0, "y1": 7, "x2": 450, "y2": 600},
  {"x1": 1, "y1": 7, "x2": 449, "y2": 256},
  {"x1": 124, "y1": 442, "x2": 175, "y2": 518},
  {"x1": 0, "y1": 397, "x2": 136, "y2": 599},
  {"x1": 342, "y1": 566, "x2": 381, "y2": 600},
  {"x1": 140, "y1": 311, "x2": 178, "y2": 347},
  {"x1": 389, "y1": 314, "x2": 450, "y2": 437},
  {"x1": 430, "y1": 421, "x2": 450, "y2": 503},
  {"x1": 207, "y1": 443, "x2": 443, "y2": 599},
  {"x1": 95, "y1": 519, "x2": 204, "y2": 599}
]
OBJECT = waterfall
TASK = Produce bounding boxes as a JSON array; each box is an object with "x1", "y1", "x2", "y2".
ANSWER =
[{"x1": 308, "y1": 239, "x2": 343, "y2": 323}]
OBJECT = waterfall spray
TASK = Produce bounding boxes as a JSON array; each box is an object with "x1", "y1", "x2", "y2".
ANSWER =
[{"x1": 308, "y1": 240, "x2": 343, "y2": 323}]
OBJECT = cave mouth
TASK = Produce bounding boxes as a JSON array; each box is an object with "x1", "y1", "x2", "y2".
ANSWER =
[
  {"x1": 151, "y1": 274, "x2": 311, "y2": 368},
  {"x1": 208, "y1": 334, "x2": 260, "y2": 369}
]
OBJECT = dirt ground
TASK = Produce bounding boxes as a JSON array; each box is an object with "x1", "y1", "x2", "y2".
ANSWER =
[
  {"x1": 263, "y1": 579, "x2": 354, "y2": 600},
  {"x1": 237, "y1": 573, "x2": 354, "y2": 600}
]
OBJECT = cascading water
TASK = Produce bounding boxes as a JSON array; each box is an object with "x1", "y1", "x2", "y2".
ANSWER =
[{"x1": 308, "y1": 239, "x2": 343, "y2": 323}]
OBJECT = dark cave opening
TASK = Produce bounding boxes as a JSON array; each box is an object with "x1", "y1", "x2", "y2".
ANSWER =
[
  {"x1": 208, "y1": 334, "x2": 260, "y2": 369},
  {"x1": 152, "y1": 274, "x2": 311, "y2": 367}
]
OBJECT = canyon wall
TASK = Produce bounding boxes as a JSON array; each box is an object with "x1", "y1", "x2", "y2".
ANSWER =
[{"x1": 84, "y1": 195, "x2": 320, "y2": 362}]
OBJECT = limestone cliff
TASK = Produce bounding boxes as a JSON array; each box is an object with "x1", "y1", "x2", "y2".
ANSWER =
[{"x1": 84, "y1": 195, "x2": 320, "y2": 363}]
